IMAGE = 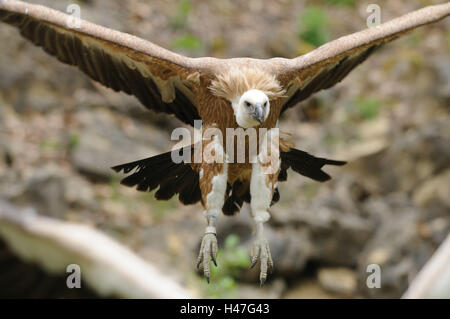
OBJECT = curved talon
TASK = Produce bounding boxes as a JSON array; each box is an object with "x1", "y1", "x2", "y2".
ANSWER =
[
  {"x1": 196, "y1": 233, "x2": 218, "y2": 283},
  {"x1": 250, "y1": 237, "x2": 273, "y2": 286},
  {"x1": 260, "y1": 277, "x2": 266, "y2": 287}
]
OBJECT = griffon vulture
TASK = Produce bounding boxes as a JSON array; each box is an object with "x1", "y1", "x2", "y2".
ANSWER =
[{"x1": 0, "y1": 0, "x2": 449, "y2": 285}]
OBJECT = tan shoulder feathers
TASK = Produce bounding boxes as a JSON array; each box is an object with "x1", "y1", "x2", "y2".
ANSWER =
[{"x1": 209, "y1": 67, "x2": 286, "y2": 102}]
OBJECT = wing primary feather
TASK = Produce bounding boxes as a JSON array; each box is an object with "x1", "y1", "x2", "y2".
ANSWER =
[
  {"x1": 0, "y1": 1, "x2": 204, "y2": 126},
  {"x1": 279, "y1": 3, "x2": 449, "y2": 113},
  {"x1": 111, "y1": 146, "x2": 202, "y2": 205},
  {"x1": 280, "y1": 148, "x2": 346, "y2": 182}
]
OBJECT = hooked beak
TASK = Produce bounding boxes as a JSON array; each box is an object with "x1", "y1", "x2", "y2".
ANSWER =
[{"x1": 253, "y1": 103, "x2": 264, "y2": 124}]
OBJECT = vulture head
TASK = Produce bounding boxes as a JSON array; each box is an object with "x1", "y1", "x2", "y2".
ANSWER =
[{"x1": 235, "y1": 89, "x2": 270, "y2": 128}]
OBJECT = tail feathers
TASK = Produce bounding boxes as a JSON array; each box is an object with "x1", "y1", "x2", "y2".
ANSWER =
[
  {"x1": 222, "y1": 179, "x2": 279, "y2": 216},
  {"x1": 222, "y1": 181, "x2": 246, "y2": 216},
  {"x1": 111, "y1": 146, "x2": 201, "y2": 205},
  {"x1": 280, "y1": 148, "x2": 346, "y2": 182},
  {"x1": 111, "y1": 146, "x2": 346, "y2": 213}
]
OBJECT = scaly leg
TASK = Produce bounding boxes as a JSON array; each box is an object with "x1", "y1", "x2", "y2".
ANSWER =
[
  {"x1": 196, "y1": 211, "x2": 220, "y2": 283},
  {"x1": 196, "y1": 135, "x2": 228, "y2": 283},
  {"x1": 250, "y1": 218, "x2": 274, "y2": 285},
  {"x1": 249, "y1": 128, "x2": 280, "y2": 285}
]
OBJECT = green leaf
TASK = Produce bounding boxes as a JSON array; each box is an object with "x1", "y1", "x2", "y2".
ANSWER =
[
  {"x1": 170, "y1": 0, "x2": 192, "y2": 29},
  {"x1": 172, "y1": 34, "x2": 203, "y2": 51},
  {"x1": 324, "y1": 0, "x2": 356, "y2": 7},
  {"x1": 298, "y1": 6, "x2": 329, "y2": 47},
  {"x1": 355, "y1": 97, "x2": 381, "y2": 120},
  {"x1": 224, "y1": 234, "x2": 240, "y2": 250}
]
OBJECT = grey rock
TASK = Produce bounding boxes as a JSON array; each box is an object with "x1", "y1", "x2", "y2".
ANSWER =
[
  {"x1": 70, "y1": 109, "x2": 169, "y2": 180},
  {"x1": 317, "y1": 267, "x2": 357, "y2": 296},
  {"x1": 356, "y1": 201, "x2": 438, "y2": 298},
  {"x1": 15, "y1": 165, "x2": 68, "y2": 218},
  {"x1": 238, "y1": 279, "x2": 286, "y2": 299},
  {"x1": 431, "y1": 55, "x2": 450, "y2": 98},
  {"x1": 283, "y1": 278, "x2": 338, "y2": 299}
]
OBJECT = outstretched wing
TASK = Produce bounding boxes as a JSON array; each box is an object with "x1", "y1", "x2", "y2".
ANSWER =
[
  {"x1": 0, "y1": 0, "x2": 217, "y2": 126},
  {"x1": 112, "y1": 146, "x2": 202, "y2": 205},
  {"x1": 274, "y1": 4, "x2": 450, "y2": 113}
]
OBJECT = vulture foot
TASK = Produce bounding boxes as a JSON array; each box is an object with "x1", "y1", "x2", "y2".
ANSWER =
[
  {"x1": 196, "y1": 232, "x2": 218, "y2": 283},
  {"x1": 250, "y1": 236, "x2": 274, "y2": 286}
]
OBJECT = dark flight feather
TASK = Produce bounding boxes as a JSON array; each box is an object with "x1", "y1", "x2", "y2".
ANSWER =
[
  {"x1": 280, "y1": 148, "x2": 346, "y2": 182},
  {"x1": 112, "y1": 146, "x2": 202, "y2": 205},
  {"x1": 113, "y1": 146, "x2": 345, "y2": 215}
]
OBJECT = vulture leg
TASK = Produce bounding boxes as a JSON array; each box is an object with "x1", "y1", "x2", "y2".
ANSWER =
[
  {"x1": 196, "y1": 135, "x2": 228, "y2": 283},
  {"x1": 249, "y1": 128, "x2": 279, "y2": 286}
]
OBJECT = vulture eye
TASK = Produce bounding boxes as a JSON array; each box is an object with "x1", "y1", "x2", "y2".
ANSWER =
[
  {"x1": 245, "y1": 101, "x2": 252, "y2": 108},
  {"x1": 264, "y1": 101, "x2": 268, "y2": 107}
]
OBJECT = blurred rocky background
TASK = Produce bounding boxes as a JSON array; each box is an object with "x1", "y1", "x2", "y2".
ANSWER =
[{"x1": 0, "y1": 0, "x2": 448, "y2": 298}]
